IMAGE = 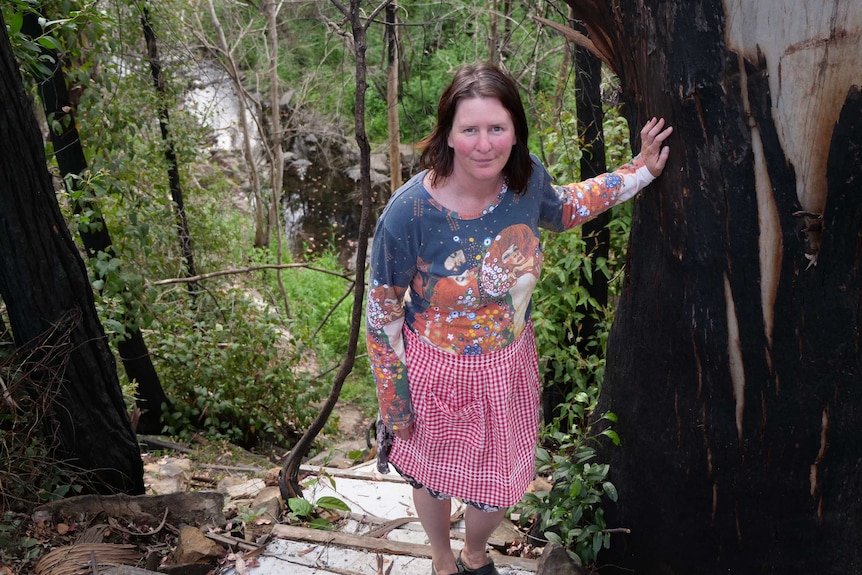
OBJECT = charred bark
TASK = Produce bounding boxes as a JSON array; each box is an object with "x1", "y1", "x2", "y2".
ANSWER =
[
  {"x1": 20, "y1": 10, "x2": 169, "y2": 435},
  {"x1": 0, "y1": 14, "x2": 144, "y2": 494},
  {"x1": 565, "y1": 1, "x2": 862, "y2": 573}
]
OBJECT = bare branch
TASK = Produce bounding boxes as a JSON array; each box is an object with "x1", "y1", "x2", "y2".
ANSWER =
[
  {"x1": 145, "y1": 264, "x2": 354, "y2": 288},
  {"x1": 362, "y1": 0, "x2": 395, "y2": 31},
  {"x1": 330, "y1": 0, "x2": 348, "y2": 17}
]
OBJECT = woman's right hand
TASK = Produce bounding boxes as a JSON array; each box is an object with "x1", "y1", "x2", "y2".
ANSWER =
[{"x1": 640, "y1": 117, "x2": 673, "y2": 177}]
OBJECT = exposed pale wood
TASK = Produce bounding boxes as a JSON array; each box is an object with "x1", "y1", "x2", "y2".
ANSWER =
[
  {"x1": 271, "y1": 524, "x2": 539, "y2": 571},
  {"x1": 533, "y1": 15, "x2": 616, "y2": 72}
]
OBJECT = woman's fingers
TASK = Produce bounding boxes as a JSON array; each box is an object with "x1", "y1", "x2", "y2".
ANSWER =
[{"x1": 641, "y1": 117, "x2": 673, "y2": 177}]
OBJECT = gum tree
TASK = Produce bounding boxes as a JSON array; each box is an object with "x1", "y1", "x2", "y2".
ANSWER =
[
  {"x1": 564, "y1": 0, "x2": 862, "y2": 572},
  {"x1": 0, "y1": 11, "x2": 144, "y2": 495}
]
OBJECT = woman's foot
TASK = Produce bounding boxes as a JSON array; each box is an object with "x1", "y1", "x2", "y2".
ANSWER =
[
  {"x1": 431, "y1": 556, "x2": 461, "y2": 575},
  {"x1": 456, "y1": 550, "x2": 499, "y2": 575}
]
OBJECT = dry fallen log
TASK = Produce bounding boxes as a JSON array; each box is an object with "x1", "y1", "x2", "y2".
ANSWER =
[
  {"x1": 32, "y1": 491, "x2": 225, "y2": 527},
  {"x1": 271, "y1": 523, "x2": 539, "y2": 571}
]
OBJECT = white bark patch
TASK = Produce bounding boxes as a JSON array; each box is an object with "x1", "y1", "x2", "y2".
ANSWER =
[
  {"x1": 724, "y1": 274, "x2": 745, "y2": 439},
  {"x1": 810, "y1": 407, "x2": 830, "y2": 521},
  {"x1": 724, "y1": 1, "x2": 862, "y2": 214},
  {"x1": 734, "y1": 51, "x2": 783, "y2": 353}
]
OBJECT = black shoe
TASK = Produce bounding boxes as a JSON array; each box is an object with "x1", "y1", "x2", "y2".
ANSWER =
[{"x1": 456, "y1": 552, "x2": 499, "y2": 575}]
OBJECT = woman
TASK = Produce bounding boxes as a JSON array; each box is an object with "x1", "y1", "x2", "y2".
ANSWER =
[{"x1": 366, "y1": 61, "x2": 672, "y2": 575}]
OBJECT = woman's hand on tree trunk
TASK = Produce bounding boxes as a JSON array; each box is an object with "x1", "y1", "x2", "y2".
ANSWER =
[{"x1": 640, "y1": 117, "x2": 673, "y2": 177}]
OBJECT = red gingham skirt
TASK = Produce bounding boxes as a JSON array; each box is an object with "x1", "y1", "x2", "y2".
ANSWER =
[{"x1": 389, "y1": 322, "x2": 541, "y2": 508}]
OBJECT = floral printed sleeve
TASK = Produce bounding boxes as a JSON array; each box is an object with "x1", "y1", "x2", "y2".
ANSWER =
[
  {"x1": 366, "y1": 218, "x2": 417, "y2": 431},
  {"x1": 540, "y1": 155, "x2": 656, "y2": 231}
]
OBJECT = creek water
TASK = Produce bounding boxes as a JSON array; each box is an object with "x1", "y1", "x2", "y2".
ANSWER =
[{"x1": 183, "y1": 60, "x2": 390, "y2": 265}]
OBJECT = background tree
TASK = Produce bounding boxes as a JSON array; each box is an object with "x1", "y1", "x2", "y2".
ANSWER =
[
  {"x1": 562, "y1": 0, "x2": 862, "y2": 572},
  {"x1": 19, "y1": 8, "x2": 170, "y2": 434},
  {"x1": 141, "y1": 4, "x2": 199, "y2": 296},
  {"x1": 0, "y1": 10, "x2": 144, "y2": 495}
]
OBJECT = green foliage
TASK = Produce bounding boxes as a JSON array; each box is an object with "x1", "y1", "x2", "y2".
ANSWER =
[
  {"x1": 287, "y1": 487, "x2": 350, "y2": 531},
  {"x1": 152, "y1": 287, "x2": 321, "y2": 447},
  {"x1": 516, "y1": 412, "x2": 620, "y2": 565},
  {"x1": 517, "y1": 102, "x2": 635, "y2": 566},
  {"x1": 0, "y1": 512, "x2": 42, "y2": 567}
]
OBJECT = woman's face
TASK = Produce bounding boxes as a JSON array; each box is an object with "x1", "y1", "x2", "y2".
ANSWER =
[{"x1": 447, "y1": 96, "x2": 516, "y2": 185}]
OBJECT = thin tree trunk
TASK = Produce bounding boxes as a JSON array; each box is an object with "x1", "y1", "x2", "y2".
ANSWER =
[
  {"x1": 141, "y1": 6, "x2": 199, "y2": 298},
  {"x1": 261, "y1": 0, "x2": 291, "y2": 318},
  {"x1": 488, "y1": 0, "x2": 499, "y2": 65},
  {"x1": 21, "y1": 10, "x2": 169, "y2": 434},
  {"x1": 385, "y1": 2, "x2": 401, "y2": 194},
  {"x1": 572, "y1": 17, "x2": 608, "y2": 385},
  {"x1": 279, "y1": 0, "x2": 384, "y2": 500},
  {"x1": 204, "y1": 0, "x2": 268, "y2": 248},
  {"x1": 0, "y1": 13, "x2": 143, "y2": 494},
  {"x1": 541, "y1": 17, "x2": 610, "y2": 428}
]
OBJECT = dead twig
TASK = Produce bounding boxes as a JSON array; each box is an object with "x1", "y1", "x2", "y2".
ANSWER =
[{"x1": 146, "y1": 263, "x2": 353, "y2": 288}]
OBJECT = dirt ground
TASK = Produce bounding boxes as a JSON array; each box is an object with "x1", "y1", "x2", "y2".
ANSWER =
[{"x1": 0, "y1": 401, "x2": 377, "y2": 575}]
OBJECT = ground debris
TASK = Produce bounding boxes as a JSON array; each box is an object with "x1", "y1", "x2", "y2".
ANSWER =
[{"x1": 32, "y1": 492, "x2": 226, "y2": 528}]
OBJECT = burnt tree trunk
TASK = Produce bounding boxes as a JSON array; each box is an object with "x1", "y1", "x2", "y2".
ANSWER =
[
  {"x1": 141, "y1": 6, "x2": 199, "y2": 296},
  {"x1": 21, "y1": 10, "x2": 170, "y2": 435},
  {"x1": 542, "y1": 19, "x2": 610, "y2": 426},
  {"x1": 0, "y1": 14, "x2": 144, "y2": 494},
  {"x1": 567, "y1": 0, "x2": 862, "y2": 573},
  {"x1": 573, "y1": 17, "x2": 609, "y2": 392}
]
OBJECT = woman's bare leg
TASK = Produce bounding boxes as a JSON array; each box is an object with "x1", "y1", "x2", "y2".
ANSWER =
[
  {"x1": 413, "y1": 487, "x2": 459, "y2": 574},
  {"x1": 460, "y1": 506, "x2": 506, "y2": 569}
]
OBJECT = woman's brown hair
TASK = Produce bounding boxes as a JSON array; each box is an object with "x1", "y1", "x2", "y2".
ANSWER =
[{"x1": 418, "y1": 62, "x2": 533, "y2": 194}]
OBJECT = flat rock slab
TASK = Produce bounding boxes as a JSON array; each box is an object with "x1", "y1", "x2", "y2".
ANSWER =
[{"x1": 223, "y1": 462, "x2": 537, "y2": 575}]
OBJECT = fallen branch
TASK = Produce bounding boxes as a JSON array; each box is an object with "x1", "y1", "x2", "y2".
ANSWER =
[
  {"x1": 270, "y1": 524, "x2": 539, "y2": 571},
  {"x1": 145, "y1": 263, "x2": 353, "y2": 287},
  {"x1": 107, "y1": 508, "x2": 169, "y2": 536},
  {"x1": 33, "y1": 492, "x2": 225, "y2": 528},
  {"x1": 204, "y1": 531, "x2": 262, "y2": 553}
]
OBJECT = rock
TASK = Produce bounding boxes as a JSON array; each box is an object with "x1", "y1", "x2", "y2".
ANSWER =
[
  {"x1": 172, "y1": 526, "x2": 222, "y2": 564},
  {"x1": 264, "y1": 466, "x2": 281, "y2": 486},
  {"x1": 536, "y1": 543, "x2": 588, "y2": 575},
  {"x1": 251, "y1": 486, "x2": 282, "y2": 524},
  {"x1": 490, "y1": 518, "x2": 525, "y2": 545},
  {"x1": 144, "y1": 457, "x2": 192, "y2": 494},
  {"x1": 218, "y1": 477, "x2": 266, "y2": 499}
]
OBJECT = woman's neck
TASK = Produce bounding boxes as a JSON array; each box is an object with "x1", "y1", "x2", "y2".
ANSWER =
[{"x1": 425, "y1": 171, "x2": 504, "y2": 215}]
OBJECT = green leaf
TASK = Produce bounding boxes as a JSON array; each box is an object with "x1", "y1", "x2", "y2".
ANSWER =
[
  {"x1": 601, "y1": 428, "x2": 621, "y2": 446},
  {"x1": 308, "y1": 517, "x2": 335, "y2": 530},
  {"x1": 8, "y1": 10, "x2": 23, "y2": 35},
  {"x1": 315, "y1": 496, "x2": 350, "y2": 512},
  {"x1": 37, "y1": 35, "x2": 61, "y2": 51},
  {"x1": 287, "y1": 497, "x2": 314, "y2": 518}
]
